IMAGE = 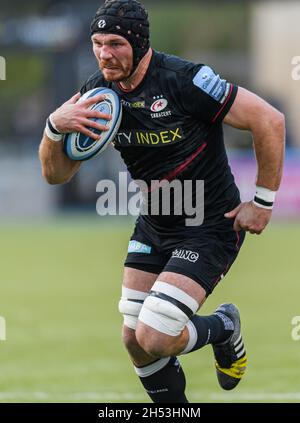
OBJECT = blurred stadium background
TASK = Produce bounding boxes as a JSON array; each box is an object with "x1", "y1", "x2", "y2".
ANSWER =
[{"x1": 0, "y1": 0, "x2": 299, "y2": 403}]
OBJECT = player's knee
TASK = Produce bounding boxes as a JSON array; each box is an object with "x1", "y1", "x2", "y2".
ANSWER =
[
  {"x1": 118, "y1": 286, "x2": 148, "y2": 330},
  {"x1": 135, "y1": 324, "x2": 175, "y2": 358},
  {"x1": 136, "y1": 280, "x2": 199, "y2": 356}
]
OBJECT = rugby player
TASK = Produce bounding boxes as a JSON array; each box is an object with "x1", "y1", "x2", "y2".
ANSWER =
[{"x1": 39, "y1": 0, "x2": 285, "y2": 403}]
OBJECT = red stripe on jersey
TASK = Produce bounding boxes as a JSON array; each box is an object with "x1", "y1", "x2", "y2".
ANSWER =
[
  {"x1": 211, "y1": 83, "x2": 233, "y2": 124},
  {"x1": 163, "y1": 142, "x2": 207, "y2": 181},
  {"x1": 148, "y1": 142, "x2": 207, "y2": 192}
]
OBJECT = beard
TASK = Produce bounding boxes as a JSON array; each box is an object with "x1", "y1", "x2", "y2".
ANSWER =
[{"x1": 100, "y1": 62, "x2": 131, "y2": 82}]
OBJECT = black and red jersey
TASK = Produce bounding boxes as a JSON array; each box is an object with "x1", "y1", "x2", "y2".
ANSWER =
[{"x1": 80, "y1": 49, "x2": 240, "y2": 229}]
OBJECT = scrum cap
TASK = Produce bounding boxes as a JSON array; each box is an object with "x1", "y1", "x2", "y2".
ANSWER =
[{"x1": 90, "y1": 0, "x2": 150, "y2": 74}]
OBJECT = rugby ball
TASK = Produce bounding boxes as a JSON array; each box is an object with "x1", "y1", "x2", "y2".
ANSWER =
[{"x1": 63, "y1": 87, "x2": 122, "y2": 161}]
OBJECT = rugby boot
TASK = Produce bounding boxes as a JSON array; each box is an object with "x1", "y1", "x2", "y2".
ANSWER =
[{"x1": 212, "y1": 303, "x2": 247, "y2": 390}]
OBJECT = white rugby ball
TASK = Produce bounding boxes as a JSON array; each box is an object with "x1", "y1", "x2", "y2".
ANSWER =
[{"x1": 64, "y1": 87, "x2": 122, "y2": 161}]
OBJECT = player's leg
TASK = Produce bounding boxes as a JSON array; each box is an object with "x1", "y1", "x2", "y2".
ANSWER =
[
  {"x1": 120, "y1": 266, "x2": 158, "y2": 367},
  {"x1": 136, "y1": 228, "x2": 247, "y2": 391},
  {"x1": 135, "y1": 271, "x2": 235, "y2": 357},
  {"x1": 119, "y1": 229, "x2": 166, "y2": 368},
  {"x1": 119, "y1": 266, "x2": 189, "y2": 403},
  {"x1": 136, "y1": 271, "x2": 246, "y2": 391},
  {"x1": 120, "y1": 222, "x2": 192, "y2": 402}
]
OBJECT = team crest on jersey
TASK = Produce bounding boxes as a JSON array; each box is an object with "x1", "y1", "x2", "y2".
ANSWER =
[
  {"x1": 151, "y1": 97, "x2": 168, "y2": 112},
  {"x1": 150, "y1": 95, "x2": 172, "y2": 119}
]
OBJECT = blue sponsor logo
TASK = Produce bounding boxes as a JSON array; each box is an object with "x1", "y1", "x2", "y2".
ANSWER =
[
  {"x1": 193, "y1": 66, "x2": 227, "y2": 102},
  {"x1": 128, "y1": 241, "x2": 152, "y2": 254}
]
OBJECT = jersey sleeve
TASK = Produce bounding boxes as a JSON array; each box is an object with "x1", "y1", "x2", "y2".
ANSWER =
[{"x1": 181, "y1": 65, "x2": 238, "y2": 124}]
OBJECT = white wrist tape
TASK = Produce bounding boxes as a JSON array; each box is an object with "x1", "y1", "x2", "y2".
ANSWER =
[
  {"x1": 253, "y1": 186, "x2": 277, "y2": 210},
  {"x1": 49, "y1": 114, "x2": 60, "y2": 132},
  {"x1": 45, "y1": 115, "x2": 63, "y2": 142}
]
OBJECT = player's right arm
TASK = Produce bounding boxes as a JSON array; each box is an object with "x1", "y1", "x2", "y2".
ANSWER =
[{"x1": 39, "y1": 92, "x2": 111, "y2": 185}]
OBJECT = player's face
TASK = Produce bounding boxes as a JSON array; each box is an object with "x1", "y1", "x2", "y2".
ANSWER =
[{"x1": 92, "y1": 34, "x2": 133, "y2": 82}]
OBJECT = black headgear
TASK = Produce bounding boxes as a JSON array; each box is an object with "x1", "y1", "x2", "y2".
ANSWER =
[{"x1": 90, "y1": 0, "x2": 150, "y2": 74}]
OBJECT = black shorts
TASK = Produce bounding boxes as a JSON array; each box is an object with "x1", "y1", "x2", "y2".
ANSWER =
[{"x1": 124, "y1": 216, "x2": 245, "y2": 296}]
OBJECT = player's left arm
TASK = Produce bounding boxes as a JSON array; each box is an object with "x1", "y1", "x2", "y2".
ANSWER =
[{"x1": 223, "y1": 86, "x2": 286, "y2": 234}]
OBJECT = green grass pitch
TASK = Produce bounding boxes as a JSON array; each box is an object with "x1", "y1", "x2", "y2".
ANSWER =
[{"x1": 0, "y1": 219, "x2": 299, "y2": 403}]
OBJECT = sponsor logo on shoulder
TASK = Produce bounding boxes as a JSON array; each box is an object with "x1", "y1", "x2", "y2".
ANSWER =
[
  {"x1": 172, "y1": 249, "x2": 199, "y2": 263},
  {"x1": 128, "y1": 240, "x2": 152, "y2": 254},
  {"x1": 193, "y1": 65, "x2": 227, "y2": 103}
]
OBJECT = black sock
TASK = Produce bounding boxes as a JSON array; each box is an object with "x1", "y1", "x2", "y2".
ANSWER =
[
  {"x1": 135, "y1": 357, "x2": 188, "y2": 403},
  {"x1": 182, "y1": 313, "x2": 234, "y2": 354}
]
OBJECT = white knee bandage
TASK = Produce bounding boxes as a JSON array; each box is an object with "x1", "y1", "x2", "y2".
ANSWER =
[
  {"x1": 138, "y1": 281, "x2": 199, "y2": 336},
  {"x1": 118, "y1": 286, "x2": 148, "y2": 330}
]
